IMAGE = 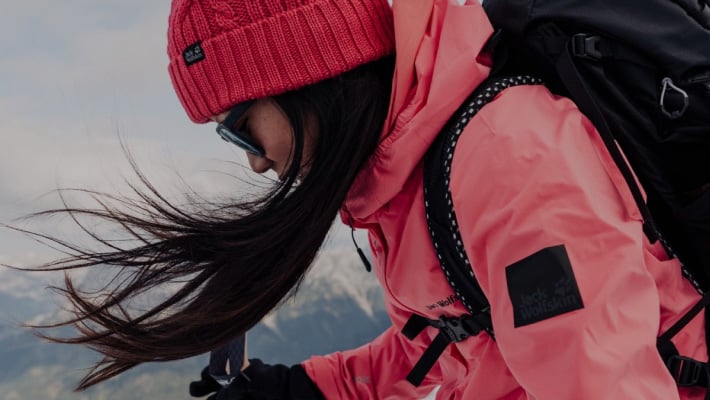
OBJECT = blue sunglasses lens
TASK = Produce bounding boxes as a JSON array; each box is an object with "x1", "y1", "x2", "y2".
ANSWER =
[
  {"x1": 216, "y1": 101, "x2": 264, "y2": 156},
  {"x1": 216, "y1": 125, "x2": 264, "y2": 156}
]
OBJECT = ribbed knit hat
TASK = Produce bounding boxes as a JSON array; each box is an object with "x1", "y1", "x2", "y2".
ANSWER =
[{"x1": 167, "y1": 0, "x2": 395, "y2": 123}]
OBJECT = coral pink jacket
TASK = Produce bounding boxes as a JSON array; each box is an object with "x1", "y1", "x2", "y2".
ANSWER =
[{"x1": 302, "y1": 1, "x2": 707, "y2": 398}]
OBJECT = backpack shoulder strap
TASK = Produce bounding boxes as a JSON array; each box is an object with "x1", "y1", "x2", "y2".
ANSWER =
[
  {"x1": 402, "y1": 74, "x2": 542, "y2": 387},
  {"x1": 421, "y1": 75, "x2": 542, "y2": 334}
]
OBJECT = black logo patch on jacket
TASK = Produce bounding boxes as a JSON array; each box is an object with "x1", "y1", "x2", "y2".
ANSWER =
[{"x1": 506, "y1": 245, "x2": 584, "y2": 327}]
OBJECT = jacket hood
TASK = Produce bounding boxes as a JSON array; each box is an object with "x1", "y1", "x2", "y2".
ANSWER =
[{"x1": 343, "y1": 0, "x2": 493, "y2": 224}]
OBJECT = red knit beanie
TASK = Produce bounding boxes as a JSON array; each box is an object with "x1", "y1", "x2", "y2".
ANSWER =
[{"x1": 167, "y1": 0, "x2": 395, "y2": 123}]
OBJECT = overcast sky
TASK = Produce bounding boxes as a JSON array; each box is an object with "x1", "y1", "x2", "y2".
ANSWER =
[{"x1": 0, "y1": 1, "x2": 355, "y2": 301}]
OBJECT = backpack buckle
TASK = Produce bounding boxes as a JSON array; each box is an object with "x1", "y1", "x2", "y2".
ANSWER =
[
  {"x1": 571, "y1": 34, "x2": 602, "y2": 61},
  {"x1": 666, "y1": 355, "x2": 707, "y2": 387},
  {"x1": 435, "y1": 315, "x2": 480, "y2": 343}
]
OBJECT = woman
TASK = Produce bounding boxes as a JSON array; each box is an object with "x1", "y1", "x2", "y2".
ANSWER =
[{"x1": 31, "y1": 0, "x2": 706, "y2": 398}]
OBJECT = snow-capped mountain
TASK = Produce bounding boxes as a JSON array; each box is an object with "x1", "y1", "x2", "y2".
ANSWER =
[
  {"x1": 250, "y1": 246, "x2": 389, "y2": 363},
  {"x1": 0, "y1": 244, "x2": 391, "y2": 399}
]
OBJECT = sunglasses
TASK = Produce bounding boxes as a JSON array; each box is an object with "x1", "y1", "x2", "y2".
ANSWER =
[{"x1": 215, "y1": 100, "x2": 265, "y2": 157}]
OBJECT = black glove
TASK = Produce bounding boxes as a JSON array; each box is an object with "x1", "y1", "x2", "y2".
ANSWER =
[{"x1": 195, "y1": 359, "x2": 325, "y2": 400}]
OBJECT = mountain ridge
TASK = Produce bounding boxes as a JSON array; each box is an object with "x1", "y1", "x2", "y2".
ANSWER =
[{"x1": 0, "y1": 246, "x2": 391, "y2": 399}]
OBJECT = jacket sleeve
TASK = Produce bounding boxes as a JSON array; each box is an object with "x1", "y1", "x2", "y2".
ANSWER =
[
  {"x1": 301, "y1": 324, "x2": 442, "y2": 399},
  {"x1": 450, "y1": 85, "x2": 682, "y2": 400}
]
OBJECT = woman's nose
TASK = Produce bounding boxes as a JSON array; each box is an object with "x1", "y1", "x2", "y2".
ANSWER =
[{"x1": 246, "y1": 152, "x2": 272, "y2": 174}]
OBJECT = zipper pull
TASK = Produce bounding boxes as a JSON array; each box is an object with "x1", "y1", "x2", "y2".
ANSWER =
[
  {"x1": 352, "y1": 226, "x2": 372, "y2": 273},
  {"x1": 345, "y1": 208, "x2": 371, "y2": 273}
]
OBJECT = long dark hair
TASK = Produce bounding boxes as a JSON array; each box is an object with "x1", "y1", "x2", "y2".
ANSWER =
[{"x1": 17, "y1": 55, "x2": 394, "y2": 390}]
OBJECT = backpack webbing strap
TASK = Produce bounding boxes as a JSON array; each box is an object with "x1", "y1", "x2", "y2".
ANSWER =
[
  {"x1": 660, "y1": 293, "x2": 710, "y2": 344},
  {"x1": 403, "y1": 314, "x2": 491, "y2": 386},
  {"x1": 553, "y1": 35, "x2": 661, "y2": 243},
  {"x1": 658, "y1": 333, "x2": 710, "y2": 396},
  {"x1": 657, "y1": 292, "x2": 710, "y2": 396},
  {"x1": 403, "y1": 75, "x2": 544, "y2": 387}
]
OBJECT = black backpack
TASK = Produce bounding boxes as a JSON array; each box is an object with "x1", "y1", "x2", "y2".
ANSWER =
[{"x1": 402, "y1": 0, "x2": 710, "y2": 392}]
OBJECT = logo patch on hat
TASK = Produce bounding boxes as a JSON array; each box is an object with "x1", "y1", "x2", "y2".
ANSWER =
[
  {"x1": 506, "y1": 245, "x2": 584, "y2": 327},
  {"x1": 183, "y1": 42, "x2": 205, "y2": 66}
]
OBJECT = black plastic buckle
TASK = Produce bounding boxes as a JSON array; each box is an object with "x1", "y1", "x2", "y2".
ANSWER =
[
  {"x1": 571, "y1": 34, "x2": 602, "y2": 61},
  {"x1": 666, "y1": 355, "x2": 706, "y2": 387},
  {"x1": 435, "y1": 315, "x2": 478, "y2": 343}
]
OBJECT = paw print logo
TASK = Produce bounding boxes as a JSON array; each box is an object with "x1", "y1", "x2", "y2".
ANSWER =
[{"x1": 554, "y1": 277, "x2": 574, "y2": 297}]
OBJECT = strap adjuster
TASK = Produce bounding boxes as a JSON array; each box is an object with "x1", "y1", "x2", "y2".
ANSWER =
[
  {"x1": 402, "y1": 312, "x2": 489, "y2": 387},
  {"x1": 571, "y1": 34, "x2": 602, "y2": 61},
  {"x1": 435, "y1": 315, "x2": 475, "y2": 343},
  {"x1": 666, "y1": 355, "x2": 707, "y2": 387}
]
